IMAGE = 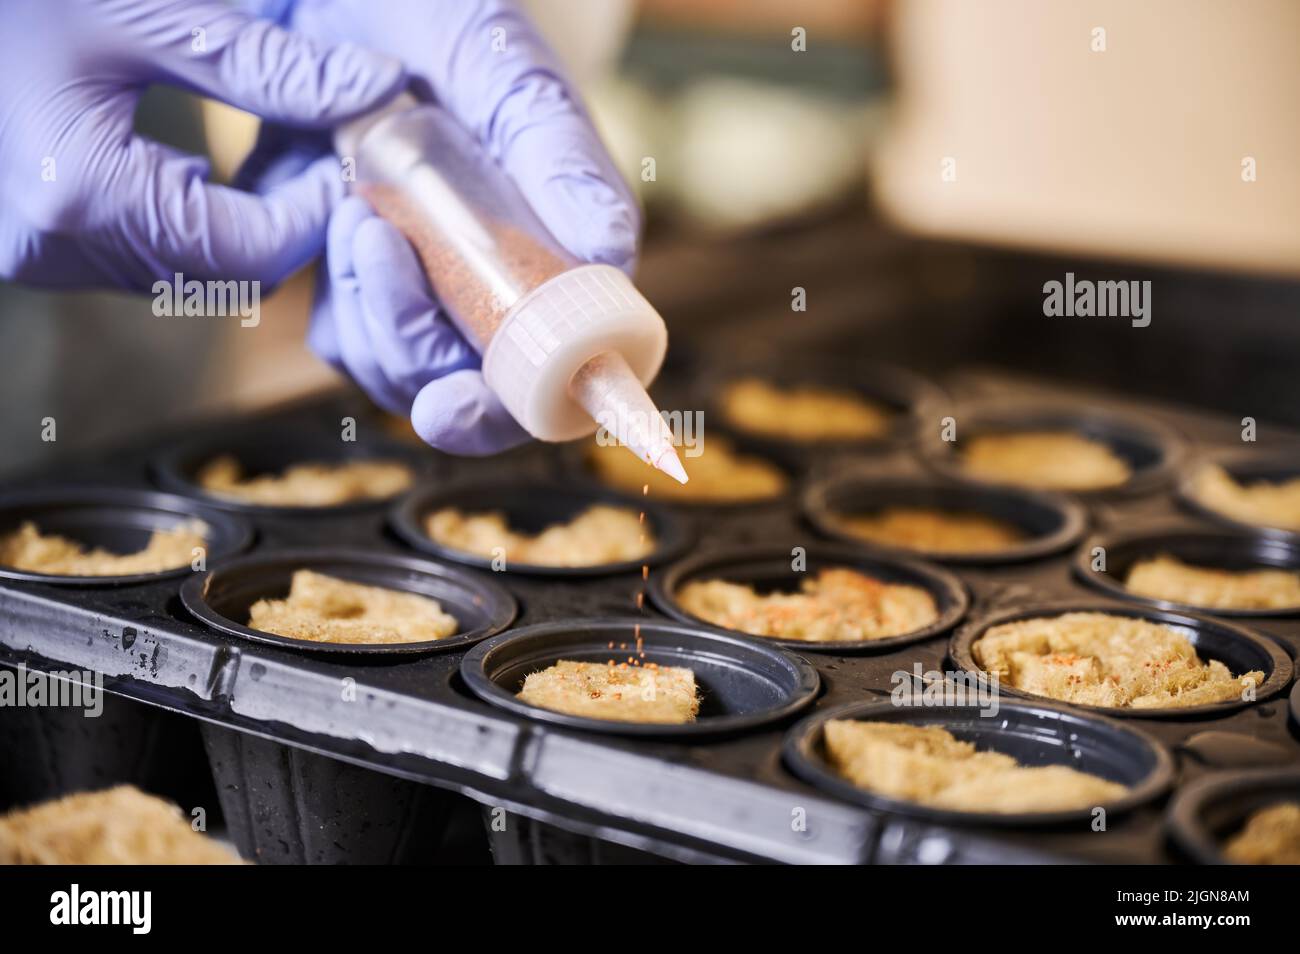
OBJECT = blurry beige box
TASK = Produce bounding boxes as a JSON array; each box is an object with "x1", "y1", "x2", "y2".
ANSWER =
[{"x1": 875, "y1": 0, "x2": 1300, "y2": 274}]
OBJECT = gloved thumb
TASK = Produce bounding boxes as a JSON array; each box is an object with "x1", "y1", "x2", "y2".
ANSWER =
[
  {"x1": 133, "y1": 0, "x2": 404, "y2": 126},
  {"x1": 411, "y1": 370, "x2": 531, "y2": 456}
]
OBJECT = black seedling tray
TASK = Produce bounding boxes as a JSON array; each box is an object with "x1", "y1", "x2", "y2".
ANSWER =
[
  {"x1": 181, "y1": 547, "x2": 517, "y2": 656},
  {"x1": 948, "y1": 600, "x2": 1293, "y2": 720},
  {"x1": 920, "y1": 400, "x2": 1185, "y2": 498},
  {"x1": 462, "y1": 618, "x2": 820, "y2": 739},
  {"x1": 784, "y1": 699, "x2": 1175, "y2": 829},
  {"x1": 1074, "y1": 525, "x2": 1300, "y2": 617},
  {"x1": 649, "y1": 543, "x2": 969, "y2": 654},
  {"x1": 696, "y1": 357, "x2": 947, "y2": 458},
  {"x1": 392, "y1": 479, "x2": 693, "y2": 577},
  {"x1": 1, "y1": 370, "x2": 1299, "y2": 865},
  {"x1": 1166, "y1": 766, "x2": 1300, "y2": 864},
  {"x1": 802, "y1": 473, "x2": 1088, "y2": 566},
  {"x1": 0, "y1": 487, "x2": 253, "y2": 587}
]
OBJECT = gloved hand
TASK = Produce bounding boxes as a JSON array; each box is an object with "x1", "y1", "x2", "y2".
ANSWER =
[
  {"x1": 0, "y1": 0, "x2": 405, "y2": 291},
  {"x1": 237, "y1": 0, "x2": 640, "y2": 455}
]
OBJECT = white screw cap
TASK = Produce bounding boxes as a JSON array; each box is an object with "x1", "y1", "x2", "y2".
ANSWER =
[{"x1": 481, "y1": 264, "x2": 668, "y2": 442}]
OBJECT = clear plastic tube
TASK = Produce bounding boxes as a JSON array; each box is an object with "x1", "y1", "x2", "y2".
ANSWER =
[{"x1": 344, "y1": 103, "x2": 568, "y2": 347}]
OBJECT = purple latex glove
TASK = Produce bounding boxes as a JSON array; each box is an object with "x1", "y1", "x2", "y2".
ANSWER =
[
  {"x1": 238, "y1": 0, "x2": 641, "y2": 455},
  {"x1": 0, "y1": 0, "x2": 404, "y2": 290}
]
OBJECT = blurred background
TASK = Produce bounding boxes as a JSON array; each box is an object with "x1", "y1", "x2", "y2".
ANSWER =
[{"x1": 3, "y1": 0, "x2": 1298, "y2": 477}]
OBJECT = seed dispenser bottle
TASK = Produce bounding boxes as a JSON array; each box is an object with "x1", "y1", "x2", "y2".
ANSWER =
[{"x1": 336, "y1": 94, "x2": 686, "y2": 483}]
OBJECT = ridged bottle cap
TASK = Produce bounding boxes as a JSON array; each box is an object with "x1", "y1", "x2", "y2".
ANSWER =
[{"x1": 481, "y1": 264, "x2": 668, "y2": 441}]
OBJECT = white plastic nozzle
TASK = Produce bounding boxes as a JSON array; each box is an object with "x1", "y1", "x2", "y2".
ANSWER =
[
  {"x1": 568, "y1": 350, "x2": 687, "y2": 484},
  {"x1": 481, "y1": 263, "x2": 670, "y2": 445}
]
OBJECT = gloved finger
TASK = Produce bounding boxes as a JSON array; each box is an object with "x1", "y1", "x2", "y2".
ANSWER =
[
  {"x1": 436, "y1": 4, "x2": 639, "y2": 273},
  {"x1": 307, "y1": 194, "x2": 367, "y2": 373},
  {"x1": 411, "y1": 369, "x2": 530, "y2": 456},
  {"x1": 130, "y1": 0, "x2": 405, "y2": 127},
  {"x1": 488, "y1": 78, "x2": 640, "y2": 274},
  {"x1": 350, "y1": 215, "x2": 479, "y2": 399},
  {"x1": 115, "y1": 140, "x2": 345, "y2": 286},
  {"x1": 324, "y1": 195, "x2": 407, "y2": 414},
  {"x1": 0, "y1": 219, "x2": 126, "y2": 289},
  {"x1": 306, "y1": 258, "x2": 344, "y2": 373}
]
